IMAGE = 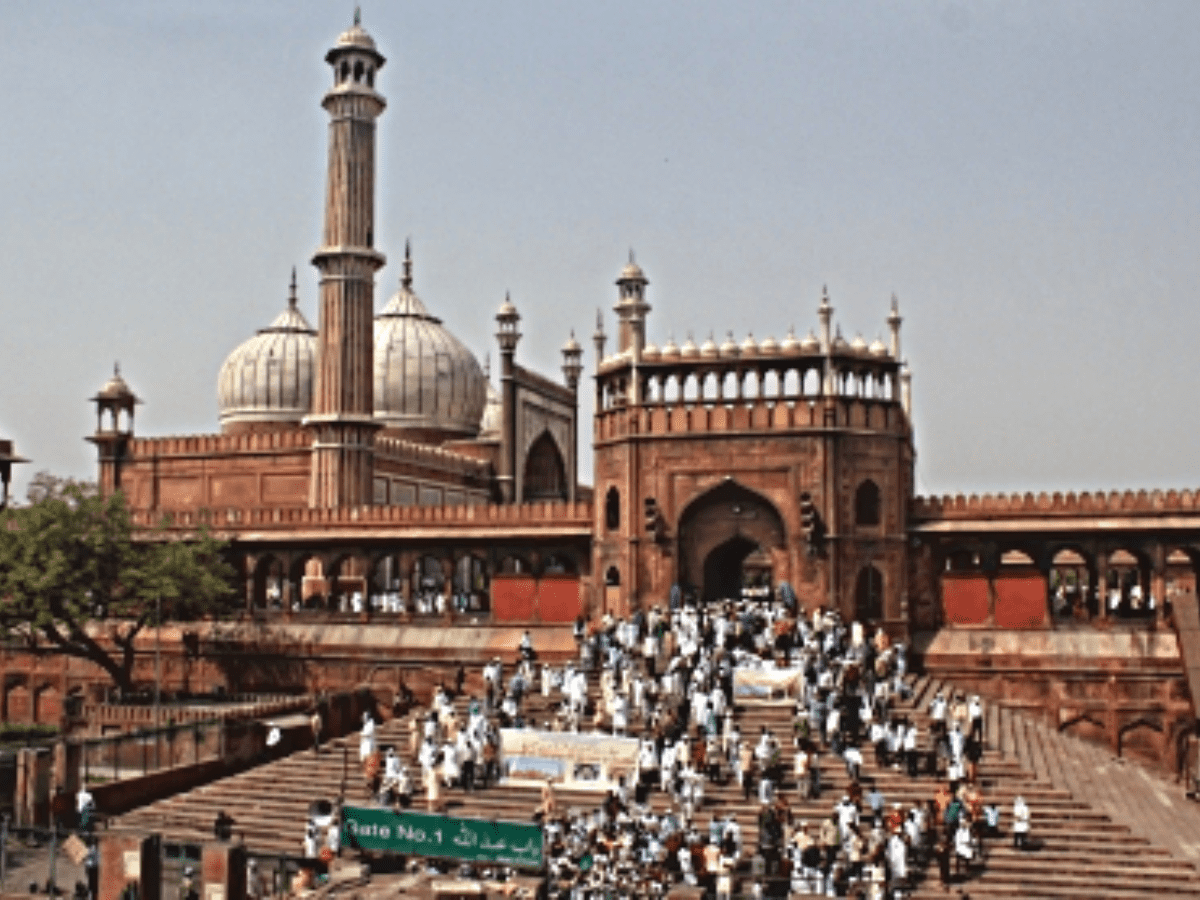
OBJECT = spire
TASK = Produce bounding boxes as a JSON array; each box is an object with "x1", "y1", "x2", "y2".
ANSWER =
[
  {"x1": 354, "y1": 6, "x2": 361, "y2": 27},
  {"x1": 288, "y1": 267, "x2": 298, "y2": 309},
  {"x1": 401, "y1": 238, "x2": 413, "y2": 291},
  {"x1": 629, "y1": 248, "x2": 636, "y2": 265}
]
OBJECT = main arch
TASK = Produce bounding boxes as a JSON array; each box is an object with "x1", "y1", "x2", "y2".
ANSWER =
[{"x1": 677, "y1": 480, "x2": 786, "y2": 602}]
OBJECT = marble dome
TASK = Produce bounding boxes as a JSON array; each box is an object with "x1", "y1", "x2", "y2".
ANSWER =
[
  {"x1": 373, "y1": 253, "x2": 487, "y2": 440},
  {"x1": 217, "y1": 275, "x2": 317, "y2": 431}
]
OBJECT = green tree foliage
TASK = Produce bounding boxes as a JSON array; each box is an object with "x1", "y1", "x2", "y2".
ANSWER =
[{"x1": 0, "y1": 474, "x2": 237, "y2": 694}]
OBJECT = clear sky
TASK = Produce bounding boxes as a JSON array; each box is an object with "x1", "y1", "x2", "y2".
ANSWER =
[{"x1": 0, "y1": 1, "x2": 1196, "y2": 502}]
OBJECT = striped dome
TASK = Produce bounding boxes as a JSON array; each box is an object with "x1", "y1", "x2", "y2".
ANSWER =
[
  {"x1": 373, "y1": 256, "x2": 486, "y2": 440},
  {"x1": 217, "y1": 277, "x2": 317, "y2": 430}
]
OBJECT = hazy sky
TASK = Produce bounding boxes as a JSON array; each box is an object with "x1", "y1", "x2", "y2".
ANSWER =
[{"x1": 1, "y1": 1, "x2": 1196, "y2": 502}]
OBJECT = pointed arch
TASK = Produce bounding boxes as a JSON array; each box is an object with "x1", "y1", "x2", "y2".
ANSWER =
[
  {"x1": 523, "y1": 430, "x2": 567, "y2": 501},
  {"x1": 677, "y1": 480, "x2": 786, "y2": 600}
]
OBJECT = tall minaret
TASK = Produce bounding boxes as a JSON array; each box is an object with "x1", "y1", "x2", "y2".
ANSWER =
[{"x1": 306, "y1": 12, "x2": 387, "y2": 508}]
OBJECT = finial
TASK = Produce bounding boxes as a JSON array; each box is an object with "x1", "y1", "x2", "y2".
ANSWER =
[
  {"x1": 891, "y1": 292, "x2": 898, "y2": 312},
  {"x1": 114, "y1": 361, "x2": 120, "y2": 377},
  {"x1": 354, "y1": 6, "x2": 361, "y2": 27},
  {"x1": 628, "y1": 248, "x2": 636, "y2": 265},
  {"x1": 401, "y1": 239, "x2": 413, "y2": 291},
  {"x1": 484, "y1": 352, "x2": 491, "y2": 379},
  {"x1": 288, "y1": 267, "x2": 298, "y2": 309}
]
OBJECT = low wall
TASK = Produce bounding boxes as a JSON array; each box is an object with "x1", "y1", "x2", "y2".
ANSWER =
[
  {"x1": 914, "y1": 626, "x2": 1193, "y2": 777},
  {"x1": 88, "y1": 689, "x2": 372, "y2": 818}
]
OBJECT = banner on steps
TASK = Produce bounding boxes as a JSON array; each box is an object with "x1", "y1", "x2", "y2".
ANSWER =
[{"x1": 341, "y1": 807, "x2": 543, "y2": 869}]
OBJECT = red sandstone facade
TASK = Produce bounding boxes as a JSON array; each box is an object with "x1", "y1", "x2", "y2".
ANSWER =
[{"x1": 7, "y1": 15, "x2": 1200, "y2": 775}]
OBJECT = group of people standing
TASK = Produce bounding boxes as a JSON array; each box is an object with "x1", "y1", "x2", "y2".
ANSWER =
[{"x1": 338, "y1": 587, "x2": 1032, "y2": 898}]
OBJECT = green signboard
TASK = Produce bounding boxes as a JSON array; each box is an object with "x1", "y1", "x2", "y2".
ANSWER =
[{"x1": 340, "y1": 807, "x2": 544, "y2": 869}]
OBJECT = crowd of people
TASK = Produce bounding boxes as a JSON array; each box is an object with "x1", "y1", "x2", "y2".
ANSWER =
[{"x1": 346, "y1": 590, "x2": 1031, "y2": 898}]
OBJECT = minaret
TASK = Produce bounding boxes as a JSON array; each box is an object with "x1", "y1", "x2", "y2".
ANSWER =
[
  {"x1": 495, "y1": 295, "x2": 522, "y2": 503},
  {"x1": 887, "y1": 294, "x2": 903, "y2": 359},
  {"x1": 614, "y1": 252, "x2": 650, "y2": 359},
  {"x1": 592, "y1": 309, "x2": 607, "y2": 372},
  {"x1": 306, "y1": 12, "x2": 387, "y2": 508}
]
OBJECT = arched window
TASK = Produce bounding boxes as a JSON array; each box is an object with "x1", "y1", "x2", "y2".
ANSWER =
[
  {"x1": 605, "y1": 566, "x2": 621, "y2": 586},
  {"x1": 605, "y1": 487, "x2": 620, "y2": 531},
  {"x1": 855, "y1": 479, "x2": 881, "y2": 527},
  {"x1": 523, "y1": 432, "x2": 567, "y2": 501},
  {"x1": 855, "y1": 565, "x2": 884, "y2": 622}
]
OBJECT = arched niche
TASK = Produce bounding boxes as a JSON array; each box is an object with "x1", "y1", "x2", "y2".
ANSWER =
[{"x1": 676, "y1": 480, "x2": 786, "y2": 601}]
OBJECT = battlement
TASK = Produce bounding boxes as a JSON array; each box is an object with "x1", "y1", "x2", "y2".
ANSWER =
[
  {"x1": 912, "y1": 488, "x2": 1200, "y2": 521},
  {"x1": 129, "y1": 428, "x2": 312, "y2": 458},
  {"x1": 130, "y1": 499, "x2": 593, "y2": 534},
  {"x1": 375, "y1": 434, "x2": 491, "y2": 477},
  {"x1": 595, "y1": 394, "x2": 908, "y2": 442}
]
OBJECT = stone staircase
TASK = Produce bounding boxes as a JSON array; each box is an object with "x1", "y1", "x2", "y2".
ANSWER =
[{"x1": 114, "y1": 669, "x2": 1200, "y2": 898}]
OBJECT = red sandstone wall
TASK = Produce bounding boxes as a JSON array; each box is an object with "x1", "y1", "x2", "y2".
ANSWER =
[
  {"x1": 994, "y1": 570, "x2": 1048, "y2": 628},
  {"x1": 537, "y1": 577, "x2": 582, "y2": 623},
  {"x1": 492, "y1": 576, "x2": 538, "y2": 620},
  {"x1": 491, "y1": 576, "x2": 580, "y2": 622},
  {"x1": 942, "y1": 573, "x2": 990, "y2": 625}
]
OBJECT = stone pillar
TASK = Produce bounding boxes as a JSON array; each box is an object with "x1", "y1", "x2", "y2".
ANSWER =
[
  {"x1": 202, "y1": 841, "x2": 247, "y2": 900},
  {"x1": 1096, "y1": 555, "x2": 1110, "y2": 622},
  {"x1": 99, "y1": 832, "x2": 161, "y2": 900}
]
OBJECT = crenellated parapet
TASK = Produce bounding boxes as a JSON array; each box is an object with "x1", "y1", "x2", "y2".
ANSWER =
[
  {"x1": 375, "y1": 434, "x2": 491, "y2": 479},
  {"x1": 130, "y1": 498, "x2": 593, "y2": 538},
  {"x1": 912, "y1": 488, "x2": 1200, "y2": 522},
  {"x1": 128, "y1": 428, "x2": 312, "y2": 459}
]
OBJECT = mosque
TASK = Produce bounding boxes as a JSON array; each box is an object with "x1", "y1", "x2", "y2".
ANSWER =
[
  {"x1": 10, "y1": 15, "x2": 1200, "y2": 768},
  {"x1": 83, "y1": 15, "x2": 915, "y2": 633}
]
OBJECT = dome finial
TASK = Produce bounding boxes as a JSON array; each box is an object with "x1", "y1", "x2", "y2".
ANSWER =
[
  {"x1": 401, "y1": 239, "x2": 413, "y2": 291},
  {"x1": 114, "y1": 361, "x2": 120, "y2": 377},
  {"x1": 629, "y1": 248, "x2": 636, "y2": 265},
  {"x1": 354, "y1": 6, "x2": 361, "y2": 27},
  {"x1": 288, "y1": 267, "x2": 298, "y2": 309}
]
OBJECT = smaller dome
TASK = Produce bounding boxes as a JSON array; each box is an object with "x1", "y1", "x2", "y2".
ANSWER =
[
  {"x1": 217, "y1": 274, "x2": 317, "y2": 430},
  {"x1": 661, "y1": 335, "x2": 680, "y2": 360},
  {"x1": 496, "y1": 295, "x2": 519, "y2": 321},
  {"x1": 868, "y1": 337, "x2": 888, "y2": 357},
  {"x1": 642, "y1": 341, "x2": 661, "y2": 361},
  {"x1": 700, "y1": 333, "x2": 720, "y2": 359},
  {"x1": 850, "y1": 333, "x2": 868, "y2": 354},
  {"x1": 618, "y1": 253, "x2": 646, "y2": 281},
  {"x1": 800, "y1": 331, "x2": 821, "y2": 353},
  {"x1": 95, "y1": 364, "x2": 137, "y2": 402},
  {"x1": 562, "y1": 333, "x2": 581, "y2": 354},
  {"x1": 681, "y1": 334, "x2": 699, "y2": 359},
  {"x1": 479, "y1": 379, "x2": 502, "y2": 438},
  {"x1": 720, "y1": 333, "x2": 740, "y2": 358},
  {"x1": 337, "y1": 25, "x2": 376, "y2": 50},
  {"x1": 740, "y1": 334, "x2": 758, "y2": 356},
  {"x1": 832, "y1": 328, "x2": 849, "y2": 353},
  {"x1": 780, "y1": 328, "x2": 801, "y2": 354},
  {"x1": 758, "y1": 335, "x2": 779, "y2": 355}
]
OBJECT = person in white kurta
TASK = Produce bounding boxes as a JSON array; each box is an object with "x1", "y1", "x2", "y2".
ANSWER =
[
  {"x1": 1013, "y1": 795, "x2": 1031, "y2": 849},
  {"x1": 359, "y1": 713, "x2": 376, "y2": 761}
]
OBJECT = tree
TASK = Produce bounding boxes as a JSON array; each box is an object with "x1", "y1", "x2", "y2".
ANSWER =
[{"x1": 0, "y1": 474, "x2": 237, "y2": 695}]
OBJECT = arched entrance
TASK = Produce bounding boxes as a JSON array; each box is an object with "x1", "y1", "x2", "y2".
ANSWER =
[
  {"x1": 855, "y1": 565, "x2": 884, "y2": 622},
  {"x1": 704, "y1": 535, "x2": 759, "y2": 602},
  {"x1": 678, "y1": 480, "x2": 786, "y2": 602}
]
